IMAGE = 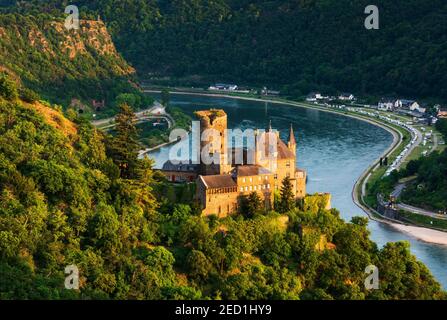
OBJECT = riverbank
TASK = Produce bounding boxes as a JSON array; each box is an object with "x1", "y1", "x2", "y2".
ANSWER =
[{"x1": 143, "y1": 89, "x2": 447, "y2": 245}]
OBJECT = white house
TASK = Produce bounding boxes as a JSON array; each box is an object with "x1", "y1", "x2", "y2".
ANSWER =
[
  {"x1": 306, "y1": 92, "x2": 323, "y2": 102},
  {"x1": 209, "y1": 83, "x2": 238, "y2": 91},
  {"x1": 409, "y1": 103, "x2": 426, "y2": 114},
  {"x1": 378, "y1": 98, "x2": 397, "y2": 111},
  {"x1": 338, "y1": 93, "x2": 355, "y2": 101},
  {"x1": 398, "y1": 99, "x2": 418, "y2": 110},
  {"x1": 437, "y1": 107, "x2": 447, "y2": 119}
]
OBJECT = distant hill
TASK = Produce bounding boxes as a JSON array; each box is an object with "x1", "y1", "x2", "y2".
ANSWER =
[
  {"x1": 2, "y1": 1, "x2": 447, "y2": 101},
  {"x1": 0, "y1": 13, "x2": 142, "y2": 111},
  {"x1": 7, "y1": 0, "x2": 446, "y2": 101}
]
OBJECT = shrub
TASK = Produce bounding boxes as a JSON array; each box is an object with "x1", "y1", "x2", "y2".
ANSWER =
[
  {"x1": 20, "y1": 88, "x2": 40, "y2": 103},
  {"x1": 0, "y1": 73, "x2": 18, "y2": 101}
]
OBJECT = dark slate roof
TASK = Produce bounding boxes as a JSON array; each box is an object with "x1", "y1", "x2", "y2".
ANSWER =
[
  {"x1": 380, "y1": 97, "x2": 397, "y2": 103},
  {"x1": 161, "y1": 160, "x2": 199, "y2": 172}
]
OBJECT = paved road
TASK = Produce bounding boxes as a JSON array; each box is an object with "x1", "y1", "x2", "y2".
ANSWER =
[
  {"x1": 391, "y1": 183, "x2": 447, "y2": 220},
  {"x1": 91, "y1": 101, "x2": 166, "y2": 127},
  {"x1": 98, "y1": 115, "x2": 173, "y2": 130},
  {"x1": 391, "y1": 183, "x2": 406, "y2": 198},
  {"x1": 396, "y1": 202, "x2": 447, "y2": 220},
  {"x1": 92, "y1": 102, "x2": 174, "y2": 129}
]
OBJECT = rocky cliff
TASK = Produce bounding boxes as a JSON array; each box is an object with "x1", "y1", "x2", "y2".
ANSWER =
[{"x1": 0, "y1": 14, "x2": 135, "y2": 103}]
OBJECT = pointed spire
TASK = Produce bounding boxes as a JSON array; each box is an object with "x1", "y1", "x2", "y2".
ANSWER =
[
  {"x1": 269, "y1": 120, "x2": 272, "y2": 132},
  {"x1": 288, "y1": 123, "x2": 296, "y2": 145}
]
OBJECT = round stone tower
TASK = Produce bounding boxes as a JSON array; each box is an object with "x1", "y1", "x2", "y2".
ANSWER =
[{"x1": 195, "y1": 109, "x2": 232, "y2": 175}]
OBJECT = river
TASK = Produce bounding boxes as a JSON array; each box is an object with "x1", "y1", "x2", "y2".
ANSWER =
[{"x1": 145, "y1": 93, "x2": 447, "y2": 288}]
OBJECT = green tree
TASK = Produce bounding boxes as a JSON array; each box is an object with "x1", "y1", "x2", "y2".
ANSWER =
[
  {"x1": 279, "y1": 176, "x2": 295, "y2": 213},
  {"x1": 161, "y1": 88, "x2": 170, "y2": 108},
  {"x1": 19, "y1": 88, "x2": 40, "y2": 103},
  {"x1": 186, "y1": 250, "x2": 212, "y2": 279},
  {"x1": 107, "y1": 104, "x2": 140, "y2": 178},
  {"x1": 115, "y1": 93, "x2": 142, "y2": 110},
  {"x1": 0, "y1": 73, "x2": 18, "y2": 101},
  {"x1": 241, "y1": 192, "x2": 263, "y2": 218}
]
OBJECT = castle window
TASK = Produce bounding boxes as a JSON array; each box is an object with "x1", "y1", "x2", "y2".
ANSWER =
[
  {"x1": 274, "y1": 174, "x2": 278, "y2": 179},
  {"x1": 240, "y1": 187, "x2": 243, "y2": 192},
  {"x1": 249, "y1": 177, "x2": 253, "y2": 182},
  {"x1": 265, "y1": 176, "x2": 268, "y2": 180},
  {"x1": 254, "y1": 186, "x2": 257, "y2": 191},
  {"x1": 259, "y1": 185, "x2": 262, "y2": 190},
  {"x1": 286, "y1": 161, "x2": 290, "y2": 167},
  {"x1": 258, "y1": 176, "x2": 261, "y2": 181},
  {"x1": 245, "y1": 186, "x2": 248, "y2": 192},
  {"x1": 267, "y1": 184, "x2": 270, "y2": 189},
  {"x1": 242, "y1": 178, "x2": 246, "y2": 183},
  {"x1": 249, "y1": 186, "x2": 252, "y2": 191}
]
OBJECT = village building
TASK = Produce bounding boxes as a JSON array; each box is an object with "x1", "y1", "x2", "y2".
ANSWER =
[
  {"x1": 306, "y1": 92, "x2": 323, "y2": 102},
  {"x1": 378, "y1": 98, "x2": 399, "y2": 111},
  {"x1": 338, "y1": 93, "x2": 355, "y2": 101},
  {"x1": 92, "y1": 99, "x2": 106, "y2": 111},
  {"x1": 438, "y1": 107, "x2": 447, "y2": 119},
  {"x1": 208, "y1": 83, "x2": 238, "y2": 91}
]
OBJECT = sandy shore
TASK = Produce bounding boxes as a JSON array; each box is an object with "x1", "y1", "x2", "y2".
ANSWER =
[
  {"x1": 391, "y1": 224, "x2": 447, "y2": 245},
  {"x1": 144, "y1": 89, "x2": 447, "y2": 245}
]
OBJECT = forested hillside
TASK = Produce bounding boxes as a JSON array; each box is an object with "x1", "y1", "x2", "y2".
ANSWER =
[
  {"x1": 4, "y1": 0, "x2": 447, "y2": 101},
  {"x1": 0, "y1": 12, "x2": 150, "y2": 112},
  {"x1": 0, "y1": 75, "x2": 445, "y2": 299}
]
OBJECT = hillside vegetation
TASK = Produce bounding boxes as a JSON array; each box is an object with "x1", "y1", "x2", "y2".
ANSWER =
[
  {"x1": 6, "y1": 0, "x2": 447, "y2": 101},
  {"x1": 0, "y1": 76, "x2": 445, "y2": 300},
  {"x1": 0, "y1": 13, "x2": 151, "y2": 113}
]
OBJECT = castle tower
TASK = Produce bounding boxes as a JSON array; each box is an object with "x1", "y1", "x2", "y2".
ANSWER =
[
  {"x1": 195, "y1": 109, "x2": 232, "y2": 175},
  {"x1": 288, "y1": 124, "x2": 296, "y2": 156}
]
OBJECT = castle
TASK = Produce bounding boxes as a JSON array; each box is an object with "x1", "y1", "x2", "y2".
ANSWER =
[{"x1": 160, "y1": 109, "x2": 307, "y2": 216}]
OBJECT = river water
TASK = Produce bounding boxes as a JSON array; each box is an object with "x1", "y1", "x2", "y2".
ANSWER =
[{"x1": 146, "y1": 93, "x2": 447, "y2": 288}]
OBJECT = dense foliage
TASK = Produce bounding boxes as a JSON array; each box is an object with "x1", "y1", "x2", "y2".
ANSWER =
[
  {"x1": 0, "y1": 12, "x2": 151, "y2": 113},
  {"x1": 5, "y1": 0, "x2": 447, "y2": 101},
  {"x1": 0, "y1": 77, "x2": 445, "y2": 299}
]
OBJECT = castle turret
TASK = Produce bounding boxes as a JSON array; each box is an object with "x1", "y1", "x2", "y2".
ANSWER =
[
  {"x1": 195, "y1": 109, "x2": 232, "y2": 175},
  {"x1": 288, "y1": 124, "x2": 296, "y2": 155}
]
